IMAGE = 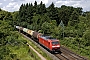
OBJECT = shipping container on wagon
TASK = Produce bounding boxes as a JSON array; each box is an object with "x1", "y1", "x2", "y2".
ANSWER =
[
  {"x1": 19, "y1": 27, "x2": 23, "y2": 30},
  {"x1": 30, "y1": 30, "x2": 34, "y2": 36},
  {"x1": 16, "y1": 26, "x2": 19, "y2": 29},
  {"x1": 33, "y1": 31, "x2": 42, "y2": 39},
  {"x1": 27, "y1": 30, "x2": 32, "y2": 34},
  {"x1": 27, "y1": 30, "x2": 32, "y2": 35},
  {"x1": 23, "y1": 28, "x2": 28, "y2": 33},
  {"x1": 27, "y1": 30, "x2": 34, "y2": 36}
]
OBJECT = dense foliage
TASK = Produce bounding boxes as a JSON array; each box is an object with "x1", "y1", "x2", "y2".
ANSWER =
[
  {"x1": 0, "y1": 1, "x2": 90, "y2": 59},
  {"x1": 0, "y1": 10, "x2": 41, "y2": 60}
]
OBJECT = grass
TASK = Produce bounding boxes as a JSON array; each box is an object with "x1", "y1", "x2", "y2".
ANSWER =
[
  {"x1": 7, "y1": 31, "x2": 41, "y2": 60},
  {"x1": 9, "y1": 46, "x2": 32, "y2": 60}
]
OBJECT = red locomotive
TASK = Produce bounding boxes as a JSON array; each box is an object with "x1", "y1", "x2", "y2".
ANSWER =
[
  {"x1": 15, "y1": 26, "x2": 60, "y2": 53},
  {"x1": 39, "y1": 35, "x2": 60, "y2": 52}
]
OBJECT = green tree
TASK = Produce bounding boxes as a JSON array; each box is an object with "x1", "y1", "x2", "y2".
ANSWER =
[
  {"x1": 12, "y1": 11, "x2": 19, "y2": 25},
  {"x1": 58, "y1": 5, "x2": 73, "y2": 25},
  {"x1": 0, "y1": 11, "x2": 6, "y2": 20},
  {"x1": 33, "y1": 1, "x2": 38, "y2": 13},
  {"x1": 47, "y1": 2, "x2": 58, "y2": 21},
  {"x1": 27, "y1": 3, "x2": 33, "y2": 24},
  {"x1": 41, "y1": 22, "x2": 52, "y2": 35},
  {"x1": 86, "y1": 12, "x2": 90, "y2": 27},
  {"x1": 83, "y1": 30, "x2": 90, "y2": 46},
  {"x1": 3, "y1": 12, "x2": 13, "y2": 20},
  {"x1": 69, "y1": 10, "x2": 79, "y2": 26},
  {"x1": 75, "y1": 7, "x2": 82, "y2": 15},
  {"x1": 38, "y1": 1, "x2": 46, "y2": 14}
]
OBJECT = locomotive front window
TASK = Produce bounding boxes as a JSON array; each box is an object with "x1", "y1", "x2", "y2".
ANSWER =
[
  {"x1": 52, "y1": 41, "x2": 59, "y2": 45},
  {"x1": 46, "y1": 36, "x2": 55, "y2": 39}
]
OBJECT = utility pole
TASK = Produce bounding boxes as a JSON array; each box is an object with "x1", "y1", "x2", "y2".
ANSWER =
[{"x1": 59, "y1": 20, "x2": 64, "y2": 40}]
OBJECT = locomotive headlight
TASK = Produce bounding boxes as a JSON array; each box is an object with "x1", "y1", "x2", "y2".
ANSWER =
[
  {"x1": 52, "y1": 46, "x2": 56, "y2": 48},
  {"x1": 52, "y1": 45, "x2": 60, "y2": 48}
]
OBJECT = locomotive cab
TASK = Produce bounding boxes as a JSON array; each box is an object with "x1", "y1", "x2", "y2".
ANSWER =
[
  {"x1": 51, "y1": 41, "x2": 60, "y2": 52},
  {"x1": 43, "y1": 36, "x2": 60, "y2": 52}
]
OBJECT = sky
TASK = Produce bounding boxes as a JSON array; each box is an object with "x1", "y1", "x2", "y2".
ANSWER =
[{"x1": 0, "y1": 0, "x2": 89, "y2": 12}]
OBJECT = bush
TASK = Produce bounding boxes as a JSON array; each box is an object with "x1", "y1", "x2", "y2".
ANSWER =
[{"x1": 83, "y1": 30, "x2": 90, "y2": 46}]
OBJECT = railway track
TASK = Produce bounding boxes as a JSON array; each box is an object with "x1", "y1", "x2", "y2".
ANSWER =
[
  {"x1": 54, "y1": 46, "x2": 87, "y2": 60},
  {"x1": 55, "y1": 53, "x2": 69, "y2": 60},
  {"x1": 60, "y1": 46, "x2": 87, "y2": 60},
  {"x1": 20, "y1": 32, "x2": 87, "y2": 60}
]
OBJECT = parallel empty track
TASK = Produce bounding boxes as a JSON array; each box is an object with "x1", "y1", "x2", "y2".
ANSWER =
[{"x1": 54, "y1": 46, "x2": 87, "y2": 60}]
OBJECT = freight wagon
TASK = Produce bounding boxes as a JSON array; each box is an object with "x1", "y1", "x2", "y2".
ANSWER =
[{"x1": 15, "y1": 26, "x2": 60, "y2": 53}]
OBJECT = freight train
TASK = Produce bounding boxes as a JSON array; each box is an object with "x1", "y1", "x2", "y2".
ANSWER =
[{"x1": 15, "y1": 26, "x2": 60, "y2": 53}]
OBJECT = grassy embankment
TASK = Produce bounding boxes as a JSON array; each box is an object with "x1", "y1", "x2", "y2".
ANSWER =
[{"x1": 6, "y1": 31, "x2": 41, "y2": 60}]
